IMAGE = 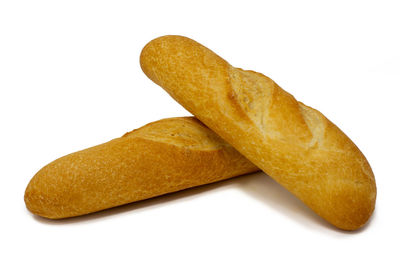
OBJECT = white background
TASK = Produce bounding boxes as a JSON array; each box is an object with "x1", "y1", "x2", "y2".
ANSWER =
[{"x1": 1, "y1": 0, "x2": 399, "y2": 260}]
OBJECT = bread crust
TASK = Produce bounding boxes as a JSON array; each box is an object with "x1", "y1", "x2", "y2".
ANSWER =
[
  {"x1": 140, "y1": 35, "x2": 377, "y2": 230},
  {"x1": 24, "y1": 117, "x2": 258, "y2": 219}
]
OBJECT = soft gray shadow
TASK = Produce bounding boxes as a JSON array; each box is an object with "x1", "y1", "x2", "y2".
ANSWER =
[
  {"x1": 236, "y1": 172, "x2": 331, "y2": 229},
  {"x1": 236, "y1": 172, "x2": 375, "y2": 233},
  {"x1": 30, "y1": 172, "x2": 375, "y2": 233}
]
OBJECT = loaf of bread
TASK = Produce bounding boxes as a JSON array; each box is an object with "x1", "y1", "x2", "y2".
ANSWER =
[
  {"x1": 24, "y1": 117, "x2": 258, "y2": 219},
  {"x1": 140, "y1": 35, "x2": 377, "y2": 230}
]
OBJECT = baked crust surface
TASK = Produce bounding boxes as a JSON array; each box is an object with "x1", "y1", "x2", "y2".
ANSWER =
[
  {"x1": 24, "y1": 117, "x2": 258, "y2": 219},
  {"x1": 140, "y1": 35, "x2": 377, "y2": 230}
]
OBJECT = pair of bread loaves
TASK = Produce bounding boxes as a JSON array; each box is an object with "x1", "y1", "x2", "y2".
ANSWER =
[{"x1": 25, "y1": 35, "x2": 376, "y2": 230}]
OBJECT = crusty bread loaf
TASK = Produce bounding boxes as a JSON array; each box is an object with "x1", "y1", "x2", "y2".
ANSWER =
[
  {"x1": 24, "y1": 117, "x2": 258, "y2": 219},
  {"x1": 140, "y1": 35, "x2": 377, "y2": 230}
]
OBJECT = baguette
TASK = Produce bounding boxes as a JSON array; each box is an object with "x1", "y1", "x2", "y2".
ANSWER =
[
  {"x1": 140, "y1": 35, "x2": 377, "y2": 230},
  {"x1": 24, "y1": 117, "x2": 258, "y2": 219}
]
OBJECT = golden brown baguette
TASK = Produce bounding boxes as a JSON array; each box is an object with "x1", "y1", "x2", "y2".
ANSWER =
[
  {"x1": 25, "y1": 117, "x2": 258, "y2": 219},
  {"x1": 140, "y1": 35, "x2": 377, "y2": 230}
]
